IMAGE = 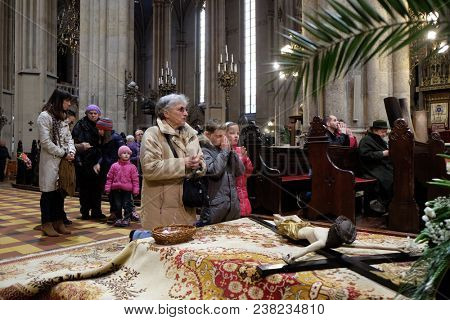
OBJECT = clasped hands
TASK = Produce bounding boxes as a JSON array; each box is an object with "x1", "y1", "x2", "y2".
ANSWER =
[{"x1": 185, "y1": 154, "x2": 202, "y2": 170}]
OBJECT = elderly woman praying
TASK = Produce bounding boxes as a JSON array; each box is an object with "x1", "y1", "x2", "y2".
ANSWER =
[{"x1": 139, "y1": 94, "x2": 206, "y2": 230}]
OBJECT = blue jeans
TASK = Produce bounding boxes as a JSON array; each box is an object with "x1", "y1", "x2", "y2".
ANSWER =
[{"x1": 131, "y1": 229, "x2": 152, "y2": 241}]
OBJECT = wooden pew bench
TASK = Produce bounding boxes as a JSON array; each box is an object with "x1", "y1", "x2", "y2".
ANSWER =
[
  {"x1": 306, "y1": 117, "x2": 377, "y2": 223},
  {"x1": 249, "y1": 145, "x2": 311, "y2": 215}
]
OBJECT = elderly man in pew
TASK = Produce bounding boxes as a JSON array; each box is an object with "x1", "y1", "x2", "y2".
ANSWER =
[
  {"x1": 325, "y1": 115, "x2": 356, "y2": 147},
  {"x1": 358, "y1": 120, "x2": 393, "y2": 214}
]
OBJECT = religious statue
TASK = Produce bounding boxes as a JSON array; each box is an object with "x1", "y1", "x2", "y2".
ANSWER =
[{"x1": 274, "y1": 215, "x2": 421, "y2": 264}]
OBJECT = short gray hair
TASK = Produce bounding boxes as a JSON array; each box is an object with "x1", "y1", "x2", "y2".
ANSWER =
[{"x1": 156, "y1": 94, "x2": 189, "y2": 120}]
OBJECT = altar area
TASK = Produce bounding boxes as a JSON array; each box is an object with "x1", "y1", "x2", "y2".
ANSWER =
[{"x1": 0, "y1": 218, "x2": 415, "y2": 300}]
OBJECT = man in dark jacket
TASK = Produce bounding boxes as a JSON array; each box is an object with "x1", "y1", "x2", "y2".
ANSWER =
[
  {"x1": 0, "y1": 140, "x2": 11, "y2": 182},
  {"x1": 71, "y1": 105, "x2": 104, "y2": 220},
  {"x1": 199, "y1": 121, "x2": 245, "y2": 225},
  {"x1": 325, "y1": 115, "x2": 350, "y2": 146},
  {"x1": 358, "y1": 120, "x2": 393, "y2": 213}
]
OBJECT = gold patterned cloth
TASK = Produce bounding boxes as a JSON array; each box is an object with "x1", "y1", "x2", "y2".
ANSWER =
[
  {"x1": 277, "y1": 220, "x2": 312, "y2": 240},
  {"x1": 0, "y1": 219, "x2": 412, "y2": 300}
]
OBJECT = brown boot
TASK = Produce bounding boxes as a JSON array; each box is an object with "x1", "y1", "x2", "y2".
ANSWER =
[
  {"x1": 107, "y1": 213, "x2": 117, "y2": 225},
  {"x1": 53, "y1": 220, "x2": 71, "y2": 235},
  {"x1": 42, "y1": 222, "x2": 60, "y2": 237}
]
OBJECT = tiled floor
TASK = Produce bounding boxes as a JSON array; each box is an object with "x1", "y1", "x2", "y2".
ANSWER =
[{"x1": 0, "y1": 182, "x2": 138, "y2": 260}]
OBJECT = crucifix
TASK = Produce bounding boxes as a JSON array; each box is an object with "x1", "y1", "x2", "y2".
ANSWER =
[{"x1": 250, "y1": 217, "x2": 421, "y2": 294}]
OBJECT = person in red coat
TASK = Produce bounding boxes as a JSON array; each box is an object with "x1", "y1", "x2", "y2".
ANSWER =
[{"x1": 226, "y1": 122, "x2": 254, "y2": 216}]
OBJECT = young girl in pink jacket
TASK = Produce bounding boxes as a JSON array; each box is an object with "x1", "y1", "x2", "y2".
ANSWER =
[
  {"x1": 226, "y1": 122, "x2": 254, "y2": 216},
  {"x1": 105, "y1": 146, "x2": 140, "y2": 227}
]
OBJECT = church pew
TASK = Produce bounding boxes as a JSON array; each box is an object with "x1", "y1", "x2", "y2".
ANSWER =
[
  {"x1": 388, "y1": 119, "x2": 420, "y2": 233},
  {"x1": 242, "y1": 122, "x2": 311, "y2": 215},
  {"x1": 414, "y1": 131, "x2": 449, "y2": 201},
  {"x1": 306, "y1": 117, "x2": 376, "y2": 223},
  {"x1": 388, "y1": 119, "x2": 449, "y2": 233}
]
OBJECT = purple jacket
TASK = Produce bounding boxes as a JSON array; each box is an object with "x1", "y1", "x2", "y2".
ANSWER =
[{"x1": 105, "y1": 160, "x2": 140, "y2": 195}]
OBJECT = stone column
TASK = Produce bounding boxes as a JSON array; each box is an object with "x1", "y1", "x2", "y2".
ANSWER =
[
  {"x1": 79, "y1": 0, "x2": 134, "y2": 133},
  {"x1": 301, "y1": 0, "x2": 318, "y2": 127},
  {"x1": 205, "y1": 0, "x2": 226, "y2": 122},
  {"x1": 14, "y1": 0, "x2": 58, "y2": 151},
  {"x1": 392, "y1": 46, "x2": 414, "y2": 132},
  {"x1": 176, "y1": 40, "x2": 187, "y2": 94},
  {"x1": 0, "y1": 0, "x2": 15, "y2": 150},
  {"x1": 152, "y1": 0, "x2": 172, "y2": 92},
  {"x1": 364, "y1": 4, "x2": 392, "y2": 126}
]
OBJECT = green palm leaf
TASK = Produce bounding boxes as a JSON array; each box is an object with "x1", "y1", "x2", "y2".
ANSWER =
[{"x1": 278, "y1": 0, "x2": 450, "y2": 97}]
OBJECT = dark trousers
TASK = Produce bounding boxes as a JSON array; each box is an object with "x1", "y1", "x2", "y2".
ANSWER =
[
  {"x1": 76, "y1": 166, "x2": 103, "y2": 217},
  {"x1": 109, "y1": 190, "x2": 133, "y2": 219},
  {"x1": 40, "y1": 191, "x2": 65, "y2": 224},
  {"x1": 0, "y1": 160, "x2": 6, "y2": 181}
]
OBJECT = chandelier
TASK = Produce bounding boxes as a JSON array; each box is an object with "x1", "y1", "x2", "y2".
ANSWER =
[
  {"x1": 57, "y1": 0, "x2": 80, "y2": 54},
  {"x1": 158, "y1": 61, "x2": 177, "y2": 97},
  {"x1": 217, "y1": 45, "x2": 238, "y2": 120}
]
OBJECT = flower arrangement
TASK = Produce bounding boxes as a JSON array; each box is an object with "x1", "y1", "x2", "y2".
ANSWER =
[
  {"x1": 17, "y1": 152, "x2": 32, "y2": 170},
  {"x1": 401, "y1": 155, "x2": 450, "y2": 299}
]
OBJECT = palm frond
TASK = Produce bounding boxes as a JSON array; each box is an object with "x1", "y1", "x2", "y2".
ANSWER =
[{"x1": 277, "y1": 0, "x2": 450, "y2": 98}]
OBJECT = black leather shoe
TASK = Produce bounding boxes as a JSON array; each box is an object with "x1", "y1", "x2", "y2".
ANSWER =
[{"x1": 91, "y1": 213, "x2": 107, "y2": 221}]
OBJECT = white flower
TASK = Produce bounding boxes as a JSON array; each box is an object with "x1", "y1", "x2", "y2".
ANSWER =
[
  {"x1": 424, "y1": 207, "x2": 436, "y2": 219},
  {"x1": 422, "y1": 215, "x2": 429, "y2": 222}
]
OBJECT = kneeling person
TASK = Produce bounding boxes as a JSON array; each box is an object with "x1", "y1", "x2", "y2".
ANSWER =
[{"x1": 200, "y1": 121, "x2": 245, "y2": 224}]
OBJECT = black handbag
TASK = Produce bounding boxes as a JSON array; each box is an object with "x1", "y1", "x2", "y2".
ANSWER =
[{"x1": 164, "y1": 134, "x2": 209, "y2": 208}]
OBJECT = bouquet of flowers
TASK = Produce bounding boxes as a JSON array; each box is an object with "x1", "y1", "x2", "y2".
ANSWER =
[
  {"x1": 401, "y1": 155, "x2": 450, "y2": 299},
  {"x1": 18, "y1": 152, "x2": 32, "y2": 170}
]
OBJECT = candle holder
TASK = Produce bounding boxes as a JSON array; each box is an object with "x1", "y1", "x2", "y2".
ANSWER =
[
  {"x1": 217, "y1": 45, "x2": 238, "y2": 120},
  {"x1": 158, "y1": 61, "x2": 177, "y2": 97}
]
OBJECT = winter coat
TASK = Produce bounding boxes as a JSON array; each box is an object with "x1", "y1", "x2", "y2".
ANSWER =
[
  {"x1": 37, "y1": 111, "x2": 76, "y2": 192},
  {"x1": 71, "y1": 116, "x2": 101, "y2": 169},
  {"x1": 358, "y1": 132, "x2": 393, "y2": 196},
  {"x1": 326, "y1": 130, "x2": 350, "y2": 146},
  {"x1": 127, "y1": 141, "x2": 140, "y2": 167},
  {"x1": 105, "y1": 160, "x2": 140, "y2": 195},
  {"x1": 200, "y1": 136, "x2": 245, "y2": 224},
  {"x1": 140, "y1": 118, "x2": 206, "y2": 230},
  {"x1": 98, "y1": 130, "x2": 125, "y2": 177},
  {"x1": 233, "y1": 146, "x2": 254, "y2": 216},
  {"x1": 0, "y1": 146, "x2": 10, "y2": 162}
]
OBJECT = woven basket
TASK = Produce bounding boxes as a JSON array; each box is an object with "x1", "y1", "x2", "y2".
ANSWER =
[{"x1": 152, "y1": 224, "x2": 197, "y2": 245}]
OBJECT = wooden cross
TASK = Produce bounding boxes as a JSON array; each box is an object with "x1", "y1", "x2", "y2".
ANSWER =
[{"x1": 250, "y1": 217, "x2": 420, "y2": 294}]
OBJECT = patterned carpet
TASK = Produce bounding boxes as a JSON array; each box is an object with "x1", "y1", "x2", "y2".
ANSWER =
[
  {"x1": 0, "y1": 183, "x2": 138, "y2": 260},
  {"x1": 0, "y1": 219, "x2": 413, "y2": 300}
]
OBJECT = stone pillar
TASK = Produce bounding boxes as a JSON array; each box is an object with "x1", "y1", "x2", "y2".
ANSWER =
[
  {"x1": 205, "y1": 0, "x2": 226, "y2": 122},
  {"x1": 79, "y1": 0, "x2": 134, "y2": 133},
  {"x1": 177, "y1": 40, "x2": 187, "y2": 94},
  {"x1": 152, "y1": 0, "x2": 172, "y2": 92},
  {"x1": 301, "y1": 0, "x2": 318, "y2": 127},
  {"x1": 392, "y1": 47, "x2": 414, "y2": 132},
  {"x1": 0, "y1": 0, "x2": 15, "y2": 150},
  {"x1": 364, "y1": 4, "x2": 392, "y2": 126},
  {"x1": 14, "y1": 0, "x2": 58, "y2": 151}
]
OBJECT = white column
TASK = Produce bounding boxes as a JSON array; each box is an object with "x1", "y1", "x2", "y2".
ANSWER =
[
  {"x1": 14, "y1": 0, "x2": 57, "y2": 151},
  {"x1": 79, "y1": 0, "x2": 134, "y2": 134},
  {"x1": 205, "y1": 0, "x2": 226, "y2": 122}
]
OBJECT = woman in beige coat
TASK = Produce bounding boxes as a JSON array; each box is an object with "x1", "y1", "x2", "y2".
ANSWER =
[
  {"x1": 37, "y1": 89, "x2": 76, "y2": 237},
  {"x1": 140, "y1": 94, "x2": 206, "y2": 230}
]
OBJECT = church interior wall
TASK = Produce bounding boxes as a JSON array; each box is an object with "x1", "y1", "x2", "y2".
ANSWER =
[
  {"x1": 3, "y1": 0, "x2": 446, "y2": 155},
  {"x1": 224, "y1": 0, "x2": 242, "y2": 123}
]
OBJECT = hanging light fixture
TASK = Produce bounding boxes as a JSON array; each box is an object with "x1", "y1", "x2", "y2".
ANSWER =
[{"x1": 57, "y1": 0, "x2": 80, "y2": 54}]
